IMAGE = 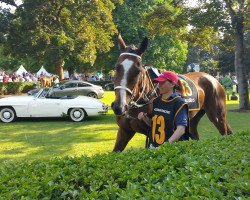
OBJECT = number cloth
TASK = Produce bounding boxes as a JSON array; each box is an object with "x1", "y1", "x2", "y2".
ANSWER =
[{"x1": 148, "y1": 93, "x2": 189, "y2": 148}]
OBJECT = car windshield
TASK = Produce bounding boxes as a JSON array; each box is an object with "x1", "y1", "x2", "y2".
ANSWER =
[
  {"x1": 34, "y1": 89, "x2": 43, "y2": 98},
  {"x1": 35, "y1": 88, "x2": 53, "y2": 98}
]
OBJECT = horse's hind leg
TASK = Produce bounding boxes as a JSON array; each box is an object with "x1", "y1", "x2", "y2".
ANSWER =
[
  {"x1": 189, "y1": 109, "x2": 206, "y2": 140},
  {"x1": 204, "y1": 99, "x2": 232, "y2": 135},
  {"x1": 113, "y1": 128, "x2": 135, "y2": 152}
]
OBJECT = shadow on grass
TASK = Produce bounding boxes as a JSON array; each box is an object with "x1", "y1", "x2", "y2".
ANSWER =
[{"x1": 0, "y1": 114, "x2": 117, "y2": 163}]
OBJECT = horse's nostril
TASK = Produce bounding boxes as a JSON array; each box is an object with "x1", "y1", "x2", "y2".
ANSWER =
[{"x1": 111, "y1": 102, "x2": 123, "y2": 115}]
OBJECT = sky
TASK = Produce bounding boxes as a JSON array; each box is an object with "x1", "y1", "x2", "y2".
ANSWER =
[
  {"x1": 0, "y1": 0, "x2": 22, "y2": 11},
  {"x1": 187, "y1": 0, "x2": 199, "y2": 8}
]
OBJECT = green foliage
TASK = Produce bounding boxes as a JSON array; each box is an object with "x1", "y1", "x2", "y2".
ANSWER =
[
  {"x1": 145, "y1": 35, "x2": 188, "y2": 71},
  {"x1": 0, "y1": 82, "x2": 34, "y2": 95},
  {"x1": 144, "y1": 2, "x2": 187, "y2": 38},
  {"x1": 187, "y1": 1, "x2": 229, "y2": 33},
  {"x1": 2, "y1": 0, "x2": 121, "y2": 72},
  {"x1": 0, "y1": 131, "x2": 249, "y2": 198},
  {"x1": 188, "y1": 0, "x2": 249, "y2": 109},
  {"x1": 95, "y1": 0, "x2": 156, "y2": 71},
  {"x1": 101, "y1": 0, "x2": 188, "y2": 72},
  {"x1": 0, "y1": 45, "x2": 19, "y2": 70}
]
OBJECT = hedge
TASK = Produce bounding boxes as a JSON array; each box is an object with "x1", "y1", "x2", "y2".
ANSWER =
[
  {"x1": 0, "y1": 131, "x2": 249, "y2": 199},
  {"x1": 0, "y1": 82, "x2": 35, "y2": 95}
]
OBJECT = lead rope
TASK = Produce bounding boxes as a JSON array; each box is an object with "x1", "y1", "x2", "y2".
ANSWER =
[{"x1": 145, "y1": 126, "x2": 151, "y2": 148}]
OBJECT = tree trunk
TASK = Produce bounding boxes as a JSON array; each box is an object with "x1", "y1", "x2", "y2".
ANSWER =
[
  {"x1": 234, "y1": 18, "x2": 249, "y2": 109},
  {"x1": 56, "y1": 60, "x2": 64, "y2": 81}
]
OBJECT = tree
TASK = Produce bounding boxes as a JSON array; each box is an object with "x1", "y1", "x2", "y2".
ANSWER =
[
  {"x1": 131, "y1": 0, "x2": 249, "y2": 109},
  {"x1": 190, "y1": 0, "x2": 249, "y2": 109},
  {"x1": 217, "y1": 33, "x2": 235, "y2": 74},
  {"x1": 1, "y1": 0, "x2": 122, "y2": 80},
  {"x1": 224, "y1": 0, "x2": 249, "y2": 109},
  {"x1": 100, "y1": 0, "x2": 188, "y2": 73}
]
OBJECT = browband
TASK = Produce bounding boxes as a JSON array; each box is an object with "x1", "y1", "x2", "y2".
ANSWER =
[
  {"x1": 114, "y1": 86, "x2": 133, "y2": 94},
  {"x1": 120, "y1": 53, "x2": 141, "y2": 59}
]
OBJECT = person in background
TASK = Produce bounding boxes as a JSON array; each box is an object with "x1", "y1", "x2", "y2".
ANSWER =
[
  {"x1": 231, "y1": 75, "x2": 238, "y2": 93},
  {"x1": 53, "y1": 76, "x2": 59, "y2": 85},
  {"x1": 138, "y1": 71, "x2": 190, "y2": 148},
  {"x1": 3, "y1": 75, "x2": 8, "y2": 83}
]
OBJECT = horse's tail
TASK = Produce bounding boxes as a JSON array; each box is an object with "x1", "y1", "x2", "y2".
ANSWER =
[{"x1": 202, "y1": 73, "x2": 233, "y2": 135}]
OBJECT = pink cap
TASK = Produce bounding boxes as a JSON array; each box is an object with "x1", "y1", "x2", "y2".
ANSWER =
[{"x1": 154, "y1": 71, "x2": 178, "y2": 85}]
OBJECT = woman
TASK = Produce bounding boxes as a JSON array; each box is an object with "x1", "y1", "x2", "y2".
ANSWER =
[{"x1": 138, "y1": 71, "x2": 190, "y2": 148}]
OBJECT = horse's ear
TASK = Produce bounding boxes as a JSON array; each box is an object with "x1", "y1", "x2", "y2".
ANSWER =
[
  {"x1": 118, "y1": 33, "x2": 126, "y2": 51},
  {"x1": 137, "y1": 37, "x2": 148, "y2": 56}
]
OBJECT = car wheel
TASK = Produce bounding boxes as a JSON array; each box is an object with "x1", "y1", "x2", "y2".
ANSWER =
[
  {"x1": 87, "y1": 92, "x2": 98, "y2": 98},
  {"x1": 0, "y1": 107, "x2": 16, "y2": 123},
  {"x1": 69, "y1": 108, "x2": 86, "y2": 122}
]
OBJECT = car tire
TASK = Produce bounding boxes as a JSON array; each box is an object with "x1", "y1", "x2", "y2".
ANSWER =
[
  {"x1": 69, "y1": 108, "x2": 86, "y2": 122},
  {"x1": 87, "y1": 92, "x2": 98, "y2": 98},
  {"x1": 0, "y1": 107, "x2": 16, "y2": 123}
]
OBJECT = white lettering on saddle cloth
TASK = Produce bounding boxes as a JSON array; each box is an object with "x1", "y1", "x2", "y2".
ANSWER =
[
  {"x1": 184, "y1": 98, "x2": 195, "y2": 103},
  {"x1": 154, "y1": 108, "x2": 171, "y2": 114}
]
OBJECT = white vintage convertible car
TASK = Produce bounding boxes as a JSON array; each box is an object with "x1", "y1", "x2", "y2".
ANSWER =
[{"x1": 0, "y1": 88, "x2": 108, "y2": 123}]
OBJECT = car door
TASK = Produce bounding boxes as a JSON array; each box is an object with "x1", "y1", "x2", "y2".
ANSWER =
[
  {"x1": 77, "y1": 82, "x2": 93, "y2": 95},
  {"x1": 52, "y1": 82, "x2": 78, "y2": 97},
  {"x1": 27, "y1": 97, "x2": 61, "y2": 117}
]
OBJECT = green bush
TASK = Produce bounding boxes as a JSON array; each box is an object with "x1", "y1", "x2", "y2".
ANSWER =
[
  {"x1": 0, "y1": 82, "x2": 34, "y2": 95},
  {"x1": 0, "y1": 131, "x2": 249, "y2": 199}
]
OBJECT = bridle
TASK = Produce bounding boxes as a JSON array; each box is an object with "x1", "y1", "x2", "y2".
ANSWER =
[
  {"x1": 120, "y1": 52, "x2": 142, "y2": 60},
  {"x1": 114, "y1": 52, "x2": 158, "y2": 118}
]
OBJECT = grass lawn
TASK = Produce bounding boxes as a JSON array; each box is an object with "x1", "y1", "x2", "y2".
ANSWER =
[{"x1": 0, "y1": 91, "x2": 249, "y2": 164}]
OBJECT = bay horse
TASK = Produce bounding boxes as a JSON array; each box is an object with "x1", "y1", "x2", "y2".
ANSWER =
[{"x1": 111, "y1": 34, "x2": 232, "y2": 152}]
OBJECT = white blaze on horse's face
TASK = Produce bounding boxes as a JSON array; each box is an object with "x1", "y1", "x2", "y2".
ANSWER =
[{"x1": 119, "y1": 59, "x2": 134, "y2": 112}]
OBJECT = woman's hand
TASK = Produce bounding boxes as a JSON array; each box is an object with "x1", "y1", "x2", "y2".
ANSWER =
[
  {"x1": 138, "y1": 112, "x2": 146, "y2": 120},
  {"x1": 138, "y1": 112, "x2": 151, "y2": 126}
]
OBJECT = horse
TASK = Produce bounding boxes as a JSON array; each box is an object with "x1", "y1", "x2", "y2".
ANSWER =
[
  {"x1": 111, "y1": 34, "x2": 232, "y2": 152},
  {"x1": 40, "y1": 76, "x2": 53, "y2": 88}
]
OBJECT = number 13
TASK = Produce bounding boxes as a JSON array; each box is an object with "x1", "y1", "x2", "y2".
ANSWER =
[{"x1": 152, "y1": 115, "x2": 165, "y2": 145}]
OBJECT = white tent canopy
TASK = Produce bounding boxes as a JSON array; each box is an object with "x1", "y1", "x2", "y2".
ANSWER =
[
  {"x1": 37, "y1": 66, "x2": 51, "y2": 76},
  {"x1": 15, "y1": 65, "x2": 27, "y2": 76}
]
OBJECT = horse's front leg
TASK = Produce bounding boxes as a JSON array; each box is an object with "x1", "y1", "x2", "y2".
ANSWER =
[{"x1": 113, "y1": 128, "x2": 135, "y2": 152}]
